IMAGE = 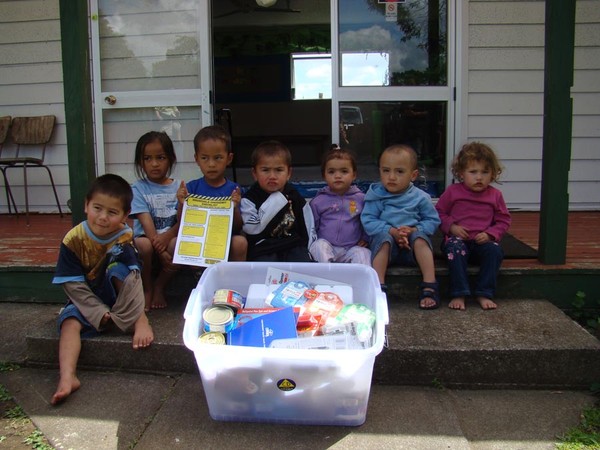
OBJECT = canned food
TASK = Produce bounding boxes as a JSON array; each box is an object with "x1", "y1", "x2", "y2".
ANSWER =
[
  {"x1": 203, "y1": 305, "x2": 235, "y2": 333},
  {"x1": 212, "y1": 289, "x2": 245, "y2": 314},
  {"x1": 199, "y1": 331, "x2": 226, "y2": 345}
]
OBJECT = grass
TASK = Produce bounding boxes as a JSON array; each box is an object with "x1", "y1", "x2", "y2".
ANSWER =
[
  {"x1": 556, "y1": 394, "x2": 600, "y2": 450},
  {"x1": 1, "y1": 362, "x2": 55, "y2": 450},
  {"x1": 566, "y1": 291, "x2": 600, "y2": 336}
]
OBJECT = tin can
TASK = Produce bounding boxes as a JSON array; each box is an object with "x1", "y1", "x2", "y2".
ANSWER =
[
  {"x1": 203, "y1": 305, "x2": 235, "y2": 333},
  {"x1": 212, "y1": 289, "x2": 245, "y2": 314},
  {"x1": 199, "y1": 331, "x2": 226, "y2": 345}
]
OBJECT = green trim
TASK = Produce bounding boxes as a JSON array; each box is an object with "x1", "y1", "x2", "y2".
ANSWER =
[
  {"x1": 0, "y1": 272, "x2": 64, "y2": 303},
  {"x1": 59, "y1": 0, "x2": 96, "y2": 225},
  {"x1": 538, "y1": 0, "x2": 576, "y2": 264}
]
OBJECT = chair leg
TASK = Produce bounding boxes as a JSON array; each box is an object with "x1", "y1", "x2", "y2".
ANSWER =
[
  {"x1": 23, "y1": 163, "x2": 30, "y2": 226},
  {"x1": 3, "y1": 164, "x2": 63, "y2": 222},
  {"x1": 43, "y1": 165, "x2": 63, "y2": 217},
  {"x1": 1, "y1": 167, "x2": 18, "y2": 215}
]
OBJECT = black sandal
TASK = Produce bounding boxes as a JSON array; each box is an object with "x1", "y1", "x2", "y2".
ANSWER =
[{"x1": 419, "y1": 281, "x2": 440, "y2": 310}]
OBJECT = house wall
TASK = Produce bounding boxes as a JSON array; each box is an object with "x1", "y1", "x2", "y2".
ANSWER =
[
  {"x1": 0, "y1": 0, "x2": 68, "y2": 214},
  {"x1": 465, "y1": 0, "x2": 600, "y2": 210},
  {"x1": 0, "y1": 0, "x2": 598, "y2": 214}
]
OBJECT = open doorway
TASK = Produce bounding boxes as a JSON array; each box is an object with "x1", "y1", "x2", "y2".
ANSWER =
[{"x1": 211, "y1": 0, "x2": 332, "y2": 188}]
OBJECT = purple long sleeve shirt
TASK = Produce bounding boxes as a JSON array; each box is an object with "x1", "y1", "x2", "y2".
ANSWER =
[
  {"x1": 309, "y1": 185, "x2": 368, "y2": 248},
  {"x1": 435, "y1": 183, "x2": 511, "y2": 241}
]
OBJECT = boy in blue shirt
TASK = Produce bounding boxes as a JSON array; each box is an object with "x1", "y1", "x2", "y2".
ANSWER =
[
  {"x1": 176, "y1": 125, "x2": 247, "y2": 260},
  {"x1": 361, "y1": 144, "x2": 441, "y2": 309}
]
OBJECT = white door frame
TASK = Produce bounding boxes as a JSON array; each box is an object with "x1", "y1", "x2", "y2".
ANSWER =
[{"x1": 89, "y1": 0, "x2": 212, "y2": 175}]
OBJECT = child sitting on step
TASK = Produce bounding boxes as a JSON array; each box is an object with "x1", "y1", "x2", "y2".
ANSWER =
[
  {"x1": 361, "y1": 144, "x2": 441, "y2": 309},
  {"x1": 435, "y1": 142, "x2": 511, "y2": 310},
  {"x1": 309, "y1": 145, "x2": 371, "y2": 265},
  {"x1": 51, "y1": 174, "x2": 153, "y2": 405}
]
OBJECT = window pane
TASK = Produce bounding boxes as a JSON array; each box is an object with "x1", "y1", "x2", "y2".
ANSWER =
[
  {"x1": 339, "y1": 101, "x2": 446, "y2": 197},
  {"x1": 341, "y1": 52, "x2": 389, "y2": 86},
  {"x1": 338, "y1": 0, "x2": 447, "y2": 87},
  {"x1": 292, "y1": 53, "x2": 332, "y2": 100},
  {"x1": 98, "y1": 1, "x2": 201, "y2": 91}
]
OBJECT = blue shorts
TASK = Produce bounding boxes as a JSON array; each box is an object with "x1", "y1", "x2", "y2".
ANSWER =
[
  {"x1": 57, "y1": 262, "x2": 132, "y2": 337},
  {"x1": 370, "y1": 229, "x2": 434, "y2": 267}
]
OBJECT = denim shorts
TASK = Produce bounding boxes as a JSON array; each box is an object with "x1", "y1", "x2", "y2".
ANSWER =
[
  {"x1": 370, "y1": 228, "x2": 434, "y2": 266},
  {"x1": 57, "y1": 262, "x2": 132, "y2": 337}
]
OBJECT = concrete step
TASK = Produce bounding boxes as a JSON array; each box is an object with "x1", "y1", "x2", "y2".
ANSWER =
[{"x1": 23, "y1": 297, "x2": 600, "y2": 389}]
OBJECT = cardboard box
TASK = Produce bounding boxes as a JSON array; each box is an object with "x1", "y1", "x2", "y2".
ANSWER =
[{"x1": 183, "y1": 262, "x2": 388, "y2": 426}]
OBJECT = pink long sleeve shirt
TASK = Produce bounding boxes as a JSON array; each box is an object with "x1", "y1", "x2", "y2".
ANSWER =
[{"x1": 435, "y1": 183, "x2": 511, "y2": 241}]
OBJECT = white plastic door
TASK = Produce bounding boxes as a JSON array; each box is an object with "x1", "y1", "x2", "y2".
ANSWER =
[{"x1": 90, "y1": 0, "x2": 211, "y2": 183}]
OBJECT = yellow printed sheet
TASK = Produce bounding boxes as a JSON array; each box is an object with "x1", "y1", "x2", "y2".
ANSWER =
[{"x1": 173, "y1": 194, "x2": 233, "y2": 267}]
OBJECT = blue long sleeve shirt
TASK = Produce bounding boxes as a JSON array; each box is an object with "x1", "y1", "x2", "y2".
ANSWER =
[{"x1": 361, "y1": 182, "x2": 440, "y2": 237}]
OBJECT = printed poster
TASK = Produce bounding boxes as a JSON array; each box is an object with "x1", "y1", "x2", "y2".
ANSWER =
[{"x1": 173, "y1": 194, "x2": 233, "y2": 267}]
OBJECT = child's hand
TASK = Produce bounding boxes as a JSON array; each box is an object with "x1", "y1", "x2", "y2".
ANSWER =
[
  {"x1": 357, "y1": 239, "x2": 369, "y2": 248},
  {"x1": 474, "y1": 232, "x2": 492, "y2": 244},
  {"x1": 397, "y1": 225, "x2": 414, "y2": 236},
  {"x1": 450, "y1": 223, "x2": 470, "y2": 239},
  {"x1": 391, "y1": 227, "x2": 410, "y2": 249},
  {"x1": 177, "y1": 181, "x2": 188, "y2": 205},
  {"x1": 151, "y1": 233, "x2": 169, "y2": 254},
  {"x1": 231, "y1": 186, "x2": 241, "y2": 207}
]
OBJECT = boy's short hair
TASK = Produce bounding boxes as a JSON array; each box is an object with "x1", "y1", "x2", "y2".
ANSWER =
[
  {"x1": 251, "y1": 140, "x2": 292, "y2": 168},
  {"x1": 86, "y1": 174, "x2": 133, "y2": 213},
  {"x1": 321, "y1": 146, "x2": 358, "y2": 176},
  {"x1": 378, "y1": 144, "x2": 418, "y2": 170},
  {"x1": 193, "y1": 125, "x2": 232, "y2": 154}
]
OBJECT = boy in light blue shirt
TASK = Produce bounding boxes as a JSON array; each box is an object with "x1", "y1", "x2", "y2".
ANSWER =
[{"x1": 361, "y1": 144, "x2": 441, "y2": 309}]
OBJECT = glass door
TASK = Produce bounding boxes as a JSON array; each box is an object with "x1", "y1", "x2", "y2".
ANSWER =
[
  {"x1": 90, "y1": 0, "x2": 211, "y2": 183},
  {"x1": 332, "y1": 0, "x2": 454, "y2": 196}
]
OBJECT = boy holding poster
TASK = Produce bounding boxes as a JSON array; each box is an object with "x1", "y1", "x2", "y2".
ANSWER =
[{"x1": 176, "y1": 125, "x2": 247, "y2": 263}]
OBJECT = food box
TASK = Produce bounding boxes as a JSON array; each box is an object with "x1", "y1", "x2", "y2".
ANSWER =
[{"x1": 183, "y1": 262, "x2": 388, "y2": 426}]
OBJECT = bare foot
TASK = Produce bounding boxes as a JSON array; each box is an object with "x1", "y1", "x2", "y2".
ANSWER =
[
  {"x1": 132, "y1": 313, "x2": 154, "y2": 349},
  {"x1": 151, "y1": 290, "x2": 167, "y2": 310},
  {"x1": 448, "y1": 297, "x2": 466, "y2": 310},
  {"x1": 51, "y1": 374, "x2": 81, "y2": 405},
  {"x1": 99, "y1": 312, "x2": 111, "y2": 328},
  {"x1": 477, "y1": 297, "x2": 497, "y2": 310}
]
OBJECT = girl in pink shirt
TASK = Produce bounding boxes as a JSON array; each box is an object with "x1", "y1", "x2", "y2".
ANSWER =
[{"x1": 435, "y1": 142, "x2": 511, "y2": 310}]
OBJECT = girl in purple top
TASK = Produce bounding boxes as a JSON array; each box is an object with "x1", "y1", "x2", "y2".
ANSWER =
[
  {"x1": 309, "y1": 146, "x2": 371, "y2": 265},
  {"x1": 435, "y1": 142, "x2": 511, "y2": 310}
]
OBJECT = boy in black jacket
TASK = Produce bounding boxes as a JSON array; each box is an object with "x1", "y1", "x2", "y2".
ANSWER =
[{"x1": 240, "y1": 140, "x2": 316, "y2": 261}]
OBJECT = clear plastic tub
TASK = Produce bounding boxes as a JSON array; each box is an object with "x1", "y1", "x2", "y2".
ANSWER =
[{"x1": 183, "y1": 262, "x2": 388, "y2": 426}]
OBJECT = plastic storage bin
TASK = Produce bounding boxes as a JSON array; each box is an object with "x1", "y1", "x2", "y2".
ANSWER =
[{"x1": 183, "y1": 262, "x2": 388, "y2": 426}]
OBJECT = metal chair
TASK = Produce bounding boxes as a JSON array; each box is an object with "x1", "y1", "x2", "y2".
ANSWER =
[
  {"x1": 0, "y1": 115, "x2": 63, "y2": 224},
  {"x1": 0, "y1": 115, "x2": 18, "y2": 214}
]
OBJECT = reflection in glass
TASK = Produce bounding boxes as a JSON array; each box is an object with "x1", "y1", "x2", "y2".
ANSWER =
[
  {"x1": 102, "y1": 106, "x2": 201, "y2": 184},
  {"x1": 98, "y1": 1, "x2": 201, "y2": 91},
  {"x1": 338, "y1": 0, "x2": 447, "y2": 87},
  {"x1": 339, "y1": 101, "x2": 446, "y2": 197},
  {"x1": 341, "y1": 53, "x2": 389, "y2": 87}
]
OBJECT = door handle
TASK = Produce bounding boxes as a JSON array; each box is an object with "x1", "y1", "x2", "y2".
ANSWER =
[{"x1": 104, "y1": 95, "x2": 117, "y2": 105}]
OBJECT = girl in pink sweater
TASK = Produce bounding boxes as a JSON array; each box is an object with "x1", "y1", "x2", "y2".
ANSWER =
[{"x1": 435, "y1": 142, "x2": 511, "y2": 310}]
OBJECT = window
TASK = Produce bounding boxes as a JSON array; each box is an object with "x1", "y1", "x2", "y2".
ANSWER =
[
  {"x1": 341, "y1": 52, "x2": 390, "y2": 87},
  {"x1": 291, "y1": 53, "x2": 331, "y2": 100}
]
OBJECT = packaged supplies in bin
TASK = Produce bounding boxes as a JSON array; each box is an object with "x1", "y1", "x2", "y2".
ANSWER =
[
  {"x1": 265, "y1": 281, "x2": 311, "y2": 308},
  {"x1": 183, "y1": 262, "x2": 388, "y2": 426},
  {"x1": 228, "y1": 307, "x2": 297, "y2": 347}
]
